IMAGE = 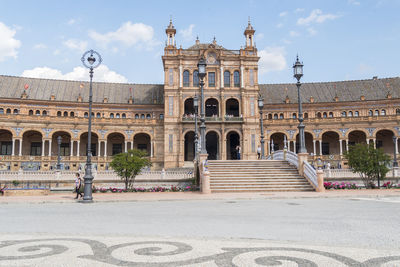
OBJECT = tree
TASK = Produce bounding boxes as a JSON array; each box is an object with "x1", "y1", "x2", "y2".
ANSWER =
[
  {"x1": 110, "y1": 149, "x2": 152, "y2": 190},
  {"x1": 344, "y1": 143, "x2": 390, "y2": 188}
]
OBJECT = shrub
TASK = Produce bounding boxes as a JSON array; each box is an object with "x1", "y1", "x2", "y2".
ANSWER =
[
  {"x1": 12, "y1": 180, "x2": 20, "y2": 187},
  {"x1": 324, "y1": 182, "x2": 359, "y2": 190}
]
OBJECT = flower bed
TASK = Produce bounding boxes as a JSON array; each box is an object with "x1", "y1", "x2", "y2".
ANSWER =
[
  {"x1": 92, "y1": 185, "x2": 197, "y2": 193},
  {"x1": 324, "y1": 181, "x2": 400, "y2": 189}
]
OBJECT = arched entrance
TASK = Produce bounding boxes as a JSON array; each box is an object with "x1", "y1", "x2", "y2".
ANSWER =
[
  {"x1": 226, "y1": 131, "x2": 240, "y2": 159},
  {"x1": 269, "y1": 132, "x2": 286, "y2": 151},
  {"x1": 107, "y1": 133, "x2": 125, "y2": 156},
  {"x1": 205, "y1": 98, "x2": 219, "y2": 117},
  {"x1": 296, "y1": 132, "x2": 313, "y2": 153},
  {"x1": 206, "y1": 131, "x2": 219, "y2": 160},
  {"x1": 184, "y1": 98, "x2": 194, "y2": 115},
  {"x1": 376, "y1": 129, "x2": 395, "y2": 154},
  {"x1": 184, "y1": 131, "x2": 195, "y2": 161},
  {"x1": 0, "y1": 130, "x2": 13, "y2": 155},
  {"x1": 348, "y1": 130, "x2": 367, "y2": 145},
  {"x1": 133, "y1": 133, "x2": 151, "y2": 156},
  {"x1": 321, "y1": 131, "x2": 340, "y2": 155},
  {"x1": 22, "y1": 130, "x2": 43, "y2": 156},
  {"x1": 52, "y1": 131, "x2": 71, "y2": 157},
  {"x1": 226, "y1": 98, "x2": 239, "y2": 117},
  {"x1": 79, "y1": 132, "x2": 99, "y2": 156}
]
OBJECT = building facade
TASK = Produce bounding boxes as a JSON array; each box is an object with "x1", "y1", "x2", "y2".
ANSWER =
[{"x1": 0, "y1": 21, "x2": 399, "y2": 171}]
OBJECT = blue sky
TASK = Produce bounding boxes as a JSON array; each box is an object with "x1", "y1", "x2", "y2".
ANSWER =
[{"x1": 0, "y1": 0, "x2": 399, "y2": 84}]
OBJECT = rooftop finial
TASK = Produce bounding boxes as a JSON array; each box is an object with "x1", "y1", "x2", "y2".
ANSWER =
[
  {"x1": 248, "y1": 16, "x2": 251, "y2": 25},
  {"x1": 213, "y1": 36, "x2": 216, "y2": 44},
  {"x1": 196, "y1": 35, "x2": 200, "y2": 45}
]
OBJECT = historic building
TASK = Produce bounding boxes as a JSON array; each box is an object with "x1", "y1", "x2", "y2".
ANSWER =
[{"x1": 0, "y1": 20, "x2": 399, "y2": 171}]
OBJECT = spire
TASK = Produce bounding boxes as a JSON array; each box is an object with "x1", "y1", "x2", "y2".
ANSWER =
[
  {"x1": 165, "y1": 17, "x2": 176, "y2": 47},
  {"x1": 244, "y1": 17, "x2": 255, "y2": 48}
]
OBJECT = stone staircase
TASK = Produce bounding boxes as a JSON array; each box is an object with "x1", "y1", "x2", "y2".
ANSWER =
[{"x1": 207, "y1": 160, "x2": 314, "y2": 192}]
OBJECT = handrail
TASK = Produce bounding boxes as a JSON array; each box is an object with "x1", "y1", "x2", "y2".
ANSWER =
[{"x1": 304, "y1": 161, "x2": 317, "y2": 188}]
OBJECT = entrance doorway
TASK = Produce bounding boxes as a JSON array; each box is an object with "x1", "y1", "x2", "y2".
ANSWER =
[
  {"x1": 184, "y1": 131, "x2": 195, "y2": 161},
  {"x1": 226, "y1": 131, "x2": 240, "y2": 159},
  {"x1": 206, "y1": 131, "x2": 219, "y2": 160}
]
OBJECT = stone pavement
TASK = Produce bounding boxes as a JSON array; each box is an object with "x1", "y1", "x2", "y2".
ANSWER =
[
  {"x1": 0, "y1": 234, "x2": 399, "y2": 266},
  {"x1": 0, "y1": 189, "x2": 400, "y2": 204}
]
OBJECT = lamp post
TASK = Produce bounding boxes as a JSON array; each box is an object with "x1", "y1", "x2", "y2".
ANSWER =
[
  {"x1": 197, "y1": 57, "x2": 207, "y2": 154},
  {"x1": 293, "y1": 55, "x2": 306, "y2": 154},
  {"x1": 392, "y1": 135, "x2": 398, "y2": 168},
  {"x1": 258, "y1": 95, "x2": 265, "y2": 159},
  {"x1": 56, "y1": 136, "x2": 62, "y2": 170},
  {"x1": 193, "y1": 95, "x2": 199, "y2": 161},
  {"x1": 81, "y1": 49, "x2": 102, "y2": 203}
]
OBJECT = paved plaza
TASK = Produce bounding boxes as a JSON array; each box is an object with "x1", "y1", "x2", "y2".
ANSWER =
[{"x1": 0, "y1": 192, "x2": 400, "y2": 266}]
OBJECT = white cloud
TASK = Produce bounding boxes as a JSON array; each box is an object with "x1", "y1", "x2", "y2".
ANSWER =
[
  {"x1": 307, "y1": 27, "x2": 317, "y2": 36},
  {"x1": 348, "y1": 0, "x2": 360, "y2": 5},
  {"x1": 63, "y1": 39, "x2": 88, "y2": 52},
  {"x1": 21, "y1": 65, "x2": 128, "y2": 83},
  {"x1": 179, "y1": 24, "x2": 195, "y2": 42},
  {"x1": 33, "y1": 43, "x2": 47, "y2": 49},
  {"x1": 289, "y1": 31, "x2": 300, "y2": 37},
  {"x1": 0, "y1": 22, "x2": 21, "y2": 62},
  {"x1": 67, "y1": 19, "x2": 76, "y2": 25},
  {"x1": 89, "y1": 21, "x2": 159, "y2": 49},
  {"x1": 53, "y1": 49, "x2": 60, "y2": 55},
  {"x1": 276, "y1": 23, "x2": 284, "y2": 28},
  {"x1": 294, "y1": 8, "x2": 305, "y2": 13},
  {"x1": 279, "y1": 11, "x2": 288, "y2": 17},
  {"x1": 297, "y1": 9, "x2": 340, "y2": 25},
  {"x1": 258, "y1": 46, "x2": 287, "y2": 74}
]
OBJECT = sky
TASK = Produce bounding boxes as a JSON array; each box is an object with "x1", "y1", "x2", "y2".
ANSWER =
[{"x1": 0, "y1": 0, "x2": 399, "y2": 85}]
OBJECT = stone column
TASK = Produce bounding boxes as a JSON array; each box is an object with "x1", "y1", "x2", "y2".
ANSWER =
[
  {"x1": 316, "y1": 169, "x2": 325, "y2": 192},
  {"x1": 48, "y1": 140, "x2": 52, "y2": 156},
  {"x1": 220, "y1": 66, "x2": 224, "y2": 88},
  {"x1": 240, "y1": 66, "x2": 244, "y2": 88},
  {"x1": 179, "y1": 65, "x2": 183, "y2": 88},
  {"x1": 124, "y1": 141, "x2": 128, "y2": 153},
  {"x1": 11, "y1": 138, "x2": 15, "y2": 156},
  {"x1": 98, "y1": 141, "x2": 101, "y2": 157},
  {"x1": 151, "y1": 141, "x2": 154, "y2": 157},
  {"x1": 339, "y1": 139, "x2": 343, "y2": 155},
  {"x1": 77, "y1": 141, "x2": 80, "y2": 157},
  {"x1": 396, "y1": 137, "x2": 398, "y2": 155},
  {"x1": 293, "y1": 141, "x2": 296, "y2": 153},
  {"x1": 313, "y1": 140, "x2": 316, "y2": 156},
  {"x1": 345, "y1": 139, "x2": 349, "y2": 152},
  {"x1": 372, "y1": 138, "x2": 376, "y2": 148},
  {"x1": 41, "y1": 140, "x2": 45, "y2": 156},
  {"x1": 104, "y1": 141, "x2": 107, "y2": 157},
  {"x1": 267, "y1": 140, "x2": 270, "y2": 156},
  {"x1": 70, "y1": 140, "x2": 74, "y2": 156},
  {"x1": 19, "y1": 139, "x2": 22, "y2": 156},
  {"x1": 319, "y1": 140, "x2": 322, "y2": 156}
]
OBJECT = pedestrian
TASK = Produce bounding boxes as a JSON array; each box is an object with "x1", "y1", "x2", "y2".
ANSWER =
[
  {"x1": 257, "y1": 145, "x2": 261, "y2": 159},
  {"x1": 74, "y1": 172, "x2": 83, "y2": 199},
  {"x1": 236, "y1": 145, "x2": 241, "y2": 160}
]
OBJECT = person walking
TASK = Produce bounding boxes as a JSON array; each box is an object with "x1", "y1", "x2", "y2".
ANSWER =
[
  {"x1": 236, "y1": 145, "x2": 241, "y2": 160},
  {"x1": 74, "y1": 173, "x2": 83, "y2": 199},
  {"x1": 257, "y1": 145, "x2": 261, "y2": 159}
]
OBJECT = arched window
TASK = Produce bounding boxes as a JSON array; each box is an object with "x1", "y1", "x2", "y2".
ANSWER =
[
  {"x1": 317, "y1": 112, "x2": 322, "y2": 118},
  {"x1": 397, "y1": 109, "x2": 400, "y2": 115},
  {"x1": 234, "y1": 71, "x2": 240, "y2": 87},
  {"x1": 63, "y1": 111, "x2": 68, "y2": 117},
  {"x1": 57, "y1": 111, "x2": 61, "y2": 117},
  {"x1": 159, "y1": 114, "x2": 164, "y2": 119},
  {"x1": 193, "y1": 71, "x2": 199, "y2": 87},
  {"x1": 96, "y1": 112, "x2": 101, "y2": 118},
  {"x1": 141, "y1": 114, "x2": 145, "y2": 119},
  {"x1": 84, "y1": 112, "x2": 88, "y2": 118},
  {"x1": 292, "y1": 113, "x2": 297, "y2": 119},
  {"x1": 369, "y1": 110, "x2": 373, "y2": 116},
  {"x1": 273, "y1": 114, "x2": 278, "y2": 119},
  {"x1": 122, "y1": 113, "x2": 126, "y2": 118},
  {"x1": 135, "y1": 114, "x2": 139, "y2": 119},
  {"x1": 329, "y1": 112, "x2": 333, "y2": 118},
  {"x1": 116, "y1": 113, "x2": 120, "y2": 118},
  {"x1": 13, "y1": 109, "x2": 18, "y2": 114},
  {"x1": 146, "y1": 114, "x2": 151, "y2": 119},
  {"x1": 110, "y1": 113, "x2": 114, "y2": 118},
  {"x1": 348, "y1": 111, "x2": 353, "y2": 117},
  {"x1": 323, "y1": 112, "x2": 327, "y2": 118},
  {"x1": 304, "y1": 113, "x2": 309, "y2": 119},
  {"x1": 42, "y1": 110, "x2": 47, "y2": 116},
  {"x1": 0, "y1": 108, "x2": 5, "y2": 114},
  {"x1": 29, "y1": 110, "x2": 33, "y2": 115},
  {"x1": 268, "y1": 114, "x2": 272, "y2": 120},
  {"x1": 70, "y1": 111, "x2": 74, "y2": 117},
  {"x1": 279, "y1": 113, "x2": 284, "y2": 119},
  {"x1": 224, "y1": 71, "x2": 230, "y2": 87},
  {"x1": 381, "y1": 109, "x2": 386, "y2": 116},
  {"x1": 341, "y1": 111, "x2": 347, "y2": 117},
  {"x1": 183, "y1": 70, "x2": 189, "y2": 87},
  {"x1": 6, "y1": 108, "x2": 11, "y2": 114},
  {"x1": 91, "y1": 112, "x2": 94, "y2": 118},
  {"x1": 374, "y1": 110, "x2": 379, "y2": 116},
  {"x1": 354, "y1": 111, "x2": 359, "y2": 117}
]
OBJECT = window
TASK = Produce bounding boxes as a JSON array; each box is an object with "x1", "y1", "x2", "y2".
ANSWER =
[
  {"x1": 116, "y1": 113, "x2": 120, "y2": 118},
  {"x1": 135, "y1": 114, "x2": 139, "y2": 119},
  {"x1": 112, "y1": 143, "x2": 122, "y2": 155},
  {"x1": 29, "y1": 110, "x2": 33, "y2": 115},
  {"x1": 138, "y1": 143, "x2": 147, "y2": 151},
  {"x1": 234, "y1": 71, "x2": 240, "y2": 87},
  {"x1": 268, "y1": 114, "x2": 272, "y2": 120},
  {"x1": 70, "y1": 112, "x2": 74, "y2": 117},
  {"x1": 96, "y1": 113, "x2": 101, "y2": 118},
  {"x1": 84, "y1": 112, "x2": 88, "y2": 118},
  {"x1": 0, "y1": 108, "x2": 3, "y2": 114},
  {"x1": 42, "y1": 110, "x2": 47, "y2": 116},
  {"x1": 323, "y1": 112, "x2": 327, "y2": 118},
  {"x1": 146, "y1": 114, "x2": 151, "y2": 119},
  {"x1": 249, "y1": 69, "x2": 254, "y2": 86},
  {"x1": 273, "y1": 114, "x2": 278, "y2": 119},
  {"x1": 354, "y1": 111, "x2": 359, "y2": 117},
  {"x1": 35, "y1": 110, "x2": 41, "y2": 116},
  {"x1": 381, "y1": 109, "x2": 386, "y2": 116},
  {"x1": 122, "y1": 113, "x2": 126, "y2": 118},
  {"x1": 348, "y1": 111, "x2": 353, "y2": 117},
  {"x1": 304, "y1": 113, "x2": 309, "y2": 119},
  {"x1": 91, "y1": 112, "x2": 94, "y2": 118},
  {"x1": 292, "y1": 113, "x2": 297, "y2": 119},
  {"x1": 6, "y1": 108, "x2": 11, "y2": 114},
  {"x1": 141, "y1": 114, "x2": 145, "y2": 119},
  {"x1": 376, "y1": 140, "x2": 383, "y2": 149},
  {"x1": 193, "y1": 71, "x2": 199, "y2": 87},
  {"x1": 374, "y1": 110, "x2": 379, "y2": 116},
  {"x1": 63, "y1": 111, "x2": 68, "y2": 117},
  {"x1": 60, "y1": 143, "x2": 70, "y2": 156},
  {"x1": 110, "y1": 113, "x2": 114, "y2": 118},
  {"x1": 317, "y1": 112, "x2": 322, "y2": 118},
  {"x1": 13, "y1": 109, "x2": 18, "y2": 114},
  {"x1": 329, "y1": 112, "x2": 333, "y2": 118},
  {"x1": 168, "y1": 68, "x2": 173, "y2": 86},
  {"x1": 0, "y1": 142, "x2": 12, "y2": 155},
  {"x1": 368, "y1": 110, "x2": 373, "y2": 116},
  {"x1": 159, "y1": 114, "x2": 164, "y2": 119},
  {"x1": 30, "y1": 142, "x2": 41, "y2": 156},
  {"x1": 208, "y1": 72, "x2": 215, "y2": 87},
  {"x1": 183, "y1": 70, "x2": 189, "y2": 87},
  {"x1": 224, "y1": 71, "x2": 230, "y2": 87},
  {"x1": 57, "y1": 111, "x2": 61, "y2": 117},
  {"x1": 279, "y1": 113, "x2": 284, "y2": 119},
  {"x1": 322, "y1": 142, "x2": 330, "y2": 155},
  {"x1": 86, "y1": 143, "x2": 97, "y2": 156},
  {"x1": 341, "y1": 111, "x2": 347, "y2": 117},
  {"x1": 397, "y1": 109, "x2": 400, "y2": 115}
]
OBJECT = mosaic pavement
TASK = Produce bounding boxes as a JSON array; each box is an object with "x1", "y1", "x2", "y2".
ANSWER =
[{"x1": 0, "y1": 235, "x2": 399, "y2": 266}]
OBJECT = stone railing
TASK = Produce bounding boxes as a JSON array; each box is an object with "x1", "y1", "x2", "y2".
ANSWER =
[
  {"x1": 303, "y1": 161, "x2": 318, "y2": 188},
  {"x1": 324, "y1": 168, "x2": 399, "y2": 178},
  {"x1": 266, "y1": 150, "x2": 298, "y2": 168}
]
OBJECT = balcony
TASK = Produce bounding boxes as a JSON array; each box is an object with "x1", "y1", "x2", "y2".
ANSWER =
[{"x1": 181, "y1": 115, "x2": 243, "y2": 123}]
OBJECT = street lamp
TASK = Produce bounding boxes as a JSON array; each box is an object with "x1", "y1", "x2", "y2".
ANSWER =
[
  {"x1": 56, "y1": 136, "x2": 62, "y2": 170},
  {"x1": 392, "y1": 135, "x2": 398, "y2": 167},
  {"x1": 258, "y1": 95, "x2": 265, "y2": 159},
  {"x1": 197, "y1": 57, "x2": 207, "y2": 155},
  {"x1": 293, "y1": 55, "x2": 306, "y2": 154},
  {"x1": 193, "y1": 95, "x2": 199, "y2": 161},
  {"x1": 81, "y1": 49, "x2": 102, "y2": 203}
]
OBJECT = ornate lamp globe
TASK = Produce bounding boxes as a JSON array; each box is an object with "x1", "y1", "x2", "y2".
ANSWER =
[
  {"x1": 293, "y1": 55, "x2": 303, "y2": 81},
  {"x1": 197, "y1": 57, "x2": 207, "y2": 79}
]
